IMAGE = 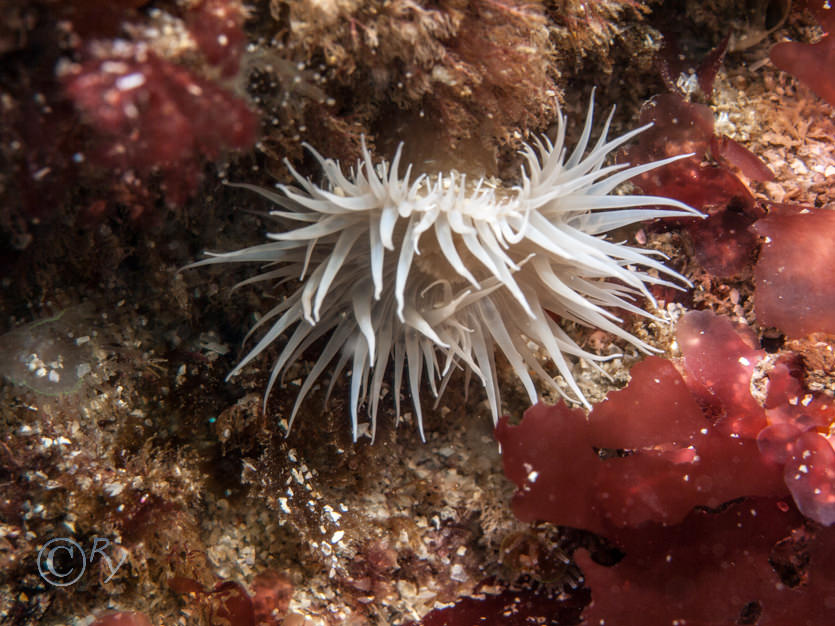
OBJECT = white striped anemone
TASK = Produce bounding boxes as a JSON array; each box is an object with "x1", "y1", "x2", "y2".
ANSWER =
[{"x1": 188, "y1": 97, "x2": 701, "y2": 441}]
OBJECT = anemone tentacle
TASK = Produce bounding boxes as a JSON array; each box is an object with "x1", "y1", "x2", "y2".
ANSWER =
[{"x1": 188, "y1": 96, "x2": 701, "y2": 441}]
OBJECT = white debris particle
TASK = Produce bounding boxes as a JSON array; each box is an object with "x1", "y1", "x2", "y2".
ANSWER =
[
  {"x1": 104, "y1": 482, "x2": 125, "y2": 496},
  {"x1": 323, "y1": 505, "x2": 342, "y2": 523},
  {"x1": 450, "y1": 564, "x2": 468, "y2": 582}
]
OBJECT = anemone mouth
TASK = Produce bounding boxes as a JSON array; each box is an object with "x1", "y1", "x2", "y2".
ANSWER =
[{"x1": 186, "y1": 94, "x2": 703, "y2": 441}]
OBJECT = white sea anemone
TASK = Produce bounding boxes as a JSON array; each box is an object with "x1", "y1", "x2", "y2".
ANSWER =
[{"x1": 189, "y1": 97, "x2": 701, "y2": 441}]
